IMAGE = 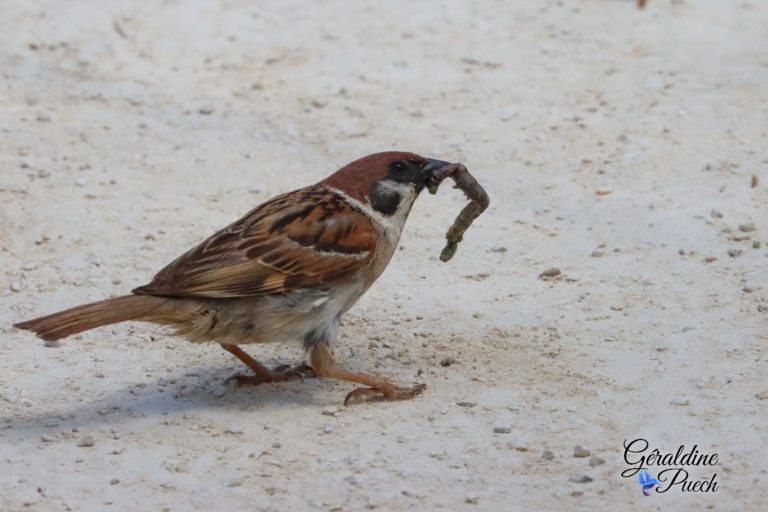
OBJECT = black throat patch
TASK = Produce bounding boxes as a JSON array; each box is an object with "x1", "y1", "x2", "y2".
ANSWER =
[{"x1": 369, "y1": 182, "x2": 402, "y2": 216}]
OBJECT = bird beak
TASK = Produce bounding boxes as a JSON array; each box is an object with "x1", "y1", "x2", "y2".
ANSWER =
[
  {"x1": 422, "y1": 158, "x2": 452, "y2": 178},
  {"x1": 422, "y1": 158, "x2": 452, "y2": 193}
]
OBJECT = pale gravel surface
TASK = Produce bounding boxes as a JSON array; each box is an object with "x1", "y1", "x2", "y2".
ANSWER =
[{"x1": 1, "y1": 1, "x2": 767, "y2": 511}]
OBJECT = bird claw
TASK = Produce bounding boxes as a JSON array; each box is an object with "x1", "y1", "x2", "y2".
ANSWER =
[
  {"x1": 225, "y1": 364, "x2": 316, "y2": 386},
  {"x1": 271, "y1": 363, "x2": 316, "y2": 381},
  {"x1": 344, "y1": 383, "x2": 426, "y2": 406},
  {"x1": 289, "y1": 364, "x2": 317, "y2": 381},
  {"x1": 225, "y1": 373, "x2": 262, "y2": 386}
]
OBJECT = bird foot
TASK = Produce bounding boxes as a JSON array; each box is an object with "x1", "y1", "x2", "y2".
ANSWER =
[
  {"x1": 226, "y1": 364, "x2": 316, "y2": 386},
  {"x1": 344, "y1": 382, "x2": 426, "y2": 406}
]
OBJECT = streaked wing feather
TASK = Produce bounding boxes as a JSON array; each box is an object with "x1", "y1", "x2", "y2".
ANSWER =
[{"x1": 133, "y1": 188, "x2": 376, "y2": 298}]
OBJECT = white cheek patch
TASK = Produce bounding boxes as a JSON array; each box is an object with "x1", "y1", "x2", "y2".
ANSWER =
[
  {"x1": 325, "y1": 183, "x2": 417, "y2": 235},
  {"x1": 372, "y1": 179, "x2": 417, "y2": 217}
]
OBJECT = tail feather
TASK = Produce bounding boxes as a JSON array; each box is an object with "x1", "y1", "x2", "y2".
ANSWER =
[{"x1": 14, "y1": 295, "x2": 167, "y2": 341}]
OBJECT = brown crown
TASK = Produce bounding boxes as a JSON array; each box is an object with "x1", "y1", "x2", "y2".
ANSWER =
[{"x1": 320, "y1": 151, "x2": 426, "y2": 202}]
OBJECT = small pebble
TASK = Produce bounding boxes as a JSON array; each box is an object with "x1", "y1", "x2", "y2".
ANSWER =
[
  {"x1": 463, "y1": 272, "x2": 490, "y2": 281},
  {"x1": 321, "y1": 407, "x2": 339, "y2": 416},
  {"x1": 493, "y1": 426, "x2": 511, "y2": 434},
  {"x1": 457, "y1": 401, "x2": 476, "y2": 408},
  {"x1": 77, "y1": 436, "x2": 95, "y2": 448},
  {"x1": 710, "y1": 209, "x2": 723, "y2": 219},
  {"x1": 172, "y1": 463, "x2": 190, "y2": 473},
  {"x1": 110, "y1": 478, "x2": 119, "y2": 485},
  {"x1": 440, "y1": 357, "x2": 456, "y2": 367},
  {"x1": 590, "y1": 251, "x2": 604, "y2": 258},
  {"x1": 498, "y1": 107, "x2": 517, "y2": 121},
  {"x1": 465, "y1": 495, "x2": 480, "y2": 505},
  {"x1": 755, "y1": 391, "x2": 768, "y2": 400},
  {"x1": 490, "y1": 246, "x2": 507, "y2": 253},
  {"x1": 728, "y1": 249, "x2": 743, "y2": 258},
  {"x1": 225, "y1": 478, "x2": 243, "y2": 488},
  {"x1": 10, "y1": 282, "x2": 22, "y2": 292},
  {"x1": 542, "y1": 450, "x2": 554, "y2": 461},
  {"x1": 44, "y1": 340, "x2": 61, "y2": 348},
  {"x1": 569, "y1": 475, "x2": 593, "y2": 484},
  {"x1": 573, "y1": 445, "x2": 591, "y2": 458},
  {"x1": 589, "y1": 456, "x2": 605, "y2": 467},
  {"x1": 538, "y1": 267, "x2": 561, "y2": 279},
  {"x1": 670, "y1": 398, "x2": 689, "y2": 406},
  {"x1": 739, "y1": 223, "x2": 756, "y2": 232}
]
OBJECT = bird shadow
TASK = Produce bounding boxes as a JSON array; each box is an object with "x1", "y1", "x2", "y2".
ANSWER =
[{"x1": 1, "y1": 362, "x2": 342, "y2": 441}]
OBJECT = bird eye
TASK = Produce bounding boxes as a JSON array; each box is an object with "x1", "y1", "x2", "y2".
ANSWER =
[{"x1": 392, "y1": 161, "x2": 407, "y2": 173}]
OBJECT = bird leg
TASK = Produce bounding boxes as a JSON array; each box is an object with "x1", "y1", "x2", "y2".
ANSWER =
[
  {"x1": 310, "y1": 342, "x2": 426, "y2": 405},
  {"x1": 221, "y1": 343, "x2": 315, "y2": 385}
]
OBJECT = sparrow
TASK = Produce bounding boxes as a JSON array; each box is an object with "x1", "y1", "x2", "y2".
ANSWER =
[{"x1": 15, "y1": 152, "x2": 453, "y2": 405}]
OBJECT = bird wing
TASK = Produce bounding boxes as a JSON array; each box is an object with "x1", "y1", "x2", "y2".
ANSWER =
[{"x1": 133, "y1": 187, "x2": 377, "y2": 298}]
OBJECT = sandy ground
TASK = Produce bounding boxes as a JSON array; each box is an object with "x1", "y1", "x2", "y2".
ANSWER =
[{"x1": 1, "y1": 0, "x2": 767, "y2": 510}]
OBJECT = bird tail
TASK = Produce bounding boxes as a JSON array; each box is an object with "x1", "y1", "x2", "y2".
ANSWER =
[{"x1": 14, "y1": 295, "x2": 169, "y2": 341}]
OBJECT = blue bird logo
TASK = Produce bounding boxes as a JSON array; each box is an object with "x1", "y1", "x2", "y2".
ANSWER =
[{"x1": 638, "y1": 470, "x2": 659, "y2": 496}]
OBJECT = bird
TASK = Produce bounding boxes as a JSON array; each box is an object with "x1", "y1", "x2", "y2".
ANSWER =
[{"x1": 15, "y1": 152, "x2": 454, "y2": 405}]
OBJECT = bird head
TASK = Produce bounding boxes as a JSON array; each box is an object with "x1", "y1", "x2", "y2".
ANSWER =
[{"x1": 320, "y1": 151, "x2": 451, "y2": 216}]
